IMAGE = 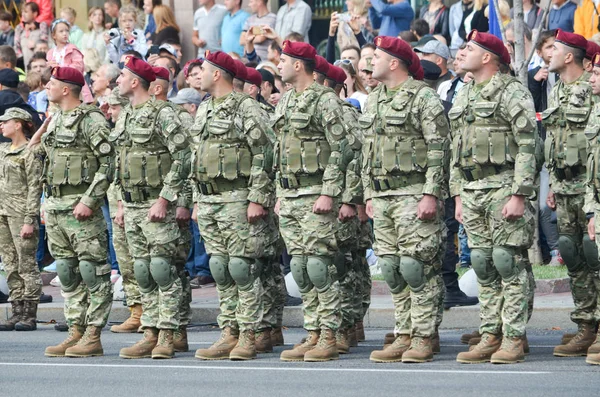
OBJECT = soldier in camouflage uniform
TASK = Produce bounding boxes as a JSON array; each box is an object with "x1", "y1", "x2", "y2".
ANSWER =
[
  {"x1": 191, "y1": 52, "x2": 274, "y2": 361},
  {"x1": 0, "y1": 108, "x2": 43, "y2": 332},
  {"x1": 450, "y1": 31, "x2": 537, "y2": 364},
  {"x1": 273, "y1": 41, "x2": 355, "y2": 362},
  {"x1": 114, "y1": 57, "x2": 189, "y2": 360},
  {"x1": 544, "y1": 30, "x2": 600, "y2": 357},
  {"x1": 582, "y1": 52, "x2": 600, "y2": 366},
  {"x1": 29, "y1": 67, "x2": 114, "y2": 357}
]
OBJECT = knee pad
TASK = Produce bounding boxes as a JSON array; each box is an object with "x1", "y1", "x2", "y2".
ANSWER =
[
  {"x1": 306, "y1": 256, "x2": 333, "y2": 292},
  {"x1": 55, "y1": 258, "x2": 81, "y2": 293},
  {"x1": 582, "y1": 234, "x2": 600, "y2": 271},
  {"x1": 492, "y1": 247, "x2": 522, "y2": 282},
  {"x1": 558, "y1": 235, "x2": 584, "y2": 273},
  {"x1": 229, "y1": 256, "x2": 255, "y2": 291},
  {"x1": 79, "y1": 260, "x2": 110, "y2": 292},
  {"x1": 209, "y1": 255, "x2": 233, "y2": 288},
  {"x1": 150, "y1": 256, "x2": 177, "y2": 290},
  {"x1": 133, "y1": 259, "x2": 157, "y2": 293},
  {"x1": 471, "y1": 248, "x2": 498, "y2": 285},
  {"x1": 399, "y1": 256, "x2": 426, "y2": 292},
  {"x1": 290, "y1": 256, "x2": 313, "y2": 294},
  {"x1": 378, "y1": 255, "x2": 405, "y2": 294}
]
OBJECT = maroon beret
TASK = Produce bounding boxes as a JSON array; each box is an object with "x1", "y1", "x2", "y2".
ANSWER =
[
  {"x1": 232, "y1": 59, "x2": 247, "y2": 81},
  {"x1": 51, "y1": 66, "x2": 85, "y2": 86},
  {"x1": 124, "y1": 56, "x2": 156, "y2": 83},
  {"x1": 244, "y1": 67, "x2": 262, "y2": 87},
  {"x1": 314, "y1": 55, "x2": 330, "y2": 76},
  {"x1": 152, "y1": 66, "x2": 170, "y2": 81},
  {"x1": 593, "y1": 52, "x2": 600, "y2": 67},
  {"x1": 326, "y1": 64, "x2": 347, "y2": 85},
  {"x1": 374, "y1": 36, "x2": 413, "y2": 65},
  {"x1": 281, "y1": 40, "x2": 316, "y2": 60},
  {"x1": 409, "y1": 51, "x2": 423, "y2": 80},
  {"x1": 467, "y1": 30, "x2": 511, "y2": 65},
  {"x1": 555, "y1": 29, "x2": 587, "y2": 52},
  {"x1": 205, "y1": 50, "x2": 237, "y2": 77},
  {"x1": 586, "y1": 40, "x2": 600, "y2": 60}
]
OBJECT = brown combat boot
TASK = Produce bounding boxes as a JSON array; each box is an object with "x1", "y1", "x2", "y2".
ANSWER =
[
  {"x1": 230, "y1": 330, "x2": 257, "y2": 360},
  {"x1": 255, "y1": 328, "x2": 273, "y2": 353},
  {"x1": 111, "y1": 304, "x2": 142, "y2": 333},
  {"x1": 348, "y1": 325, "x2": 358, "y2": 347},
  {"x1": 460, "y1": 330, "x2": 480, "y2": 344},
  {"x1": 586, "y1": 352, "x2": 600, "y2": 365},
  {"x1": 15, "y1": 300, "x2": 37, "y2": 331},
  {"x1": 173, "y1": 326, "x2": 189, "y2": 352},
  {"x1": 304, "y1": 328, "x2": 339, "y2": 362},
  {"x1": 280, "y1": 330, "x2": 320, "y2": 362},
  {"x1": 355, "y1": 321, "x2": 365, "y2": 342},
  {"x1": 402, "y1": 336, "x2": 434, "y2": 363},
  {"x1": 456, "y1": 333, "x2": 502, "y2": 364},
  {"x1": 152, "y1": 329, "x2": 175, "y2": 359},
  {"x1": 336, "y1": 328, "x2": 350, "y2": 354},
  {"x1": 554, "y1": 322, "x2": 596, "y2": 357},
  {"x1": 65, "y1": 326, "x2": 104, "y2": 357},
  {"x1": 195, "y1": 326, "x2": 239, "y2": 360},
  {"x1": 561, "y1": 332, "x2": 576, "y2": 345},
  {"x1": 370, "y1": 334, "x2": 411, "y2": 363},
  {"x1": 45, "y1": 325, "x2": 85, "y2": 357},
  {"x1": 272, "y1": 327, "x2": 284, "y2": 346},
  {"x1": 432, "y1": 331, "x2": 440, "y2": 354},
  {"x1": 383, "y1": 332, "x2": 396, "y2": 346},
  {"x1": 491, "y1": 337, "x2": 525, "y2": 364},
  {"x1": 587, "y1": 332, "x2": 600, "y2": 355},
  {"x1": 468, "y1": 337, "x2": 482, "y2": 347},
  {"x1": 0, "y1": 301, "x2": 23, "y2": 331},
  {"x1": 120, "y1": 328, "x2": 159, "y2": 359}
]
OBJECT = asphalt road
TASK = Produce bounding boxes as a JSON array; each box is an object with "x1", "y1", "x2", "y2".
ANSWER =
[{"x1": 0, "y1": 326, "x2": 599, "y2": 396}]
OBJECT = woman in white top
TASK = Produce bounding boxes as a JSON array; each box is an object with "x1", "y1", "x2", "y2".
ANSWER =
[
  {"x1": 80, "y1": 7, "x2": 108, "y2": 62},
  {"x1": 335, "y1": 59, "x2": 368, "y2": 111}
]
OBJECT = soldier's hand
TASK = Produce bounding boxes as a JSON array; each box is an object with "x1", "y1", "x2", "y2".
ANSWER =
[
  {"x1": 589, "y1": 216, "x2": 596, "y2": 241},
  {"x1": 274, "y1": 198, "x2": 281, "y2": 216},
  {"x1": 365, "y1": 200, "x2": 374, "y2": 219},
  {"x1": 114, "y1": 202, "x2": 125, "y2": 228},
  {"x1": 176, "y1": 207, "x2": 191, "y2": 228},
  {"x1": 338, "y1": 204, "x2": 356, "y2": 222},
  {"x1": 192, "y1": 203, "x2": 198, "y2": 222},
  {"x1": 73, "y1": 202, "x2": 93, "y2": 221},
  {"x1": 28, "y1": 116, "x2": 51, "y2": 148},
  {"x1": 356, "y1": 204, "x2": 369, "y2": 223},
  {"x1": 313, "y1": 195, "x2": 333, "y2": 214},
  {"x1": 417, "y1": 194, "x2": 437, "y2": 220},
  {"x1": 247, "y1": 202, "x2": 268, "y2": 223},
  {"x1": 454, "y1": 195, "x2": 463, "y2": 224},
  {"x1": 502, "y1": 195, "x2": 525, "y2": 220},
  {"x1": 20, "y1": 224, "x2": 34, "y2": 239},
  {"x1": 148, "y1": 197, "x2": 168, "y2": 222},
  {"x1": 546, "y1": 190, "x2": 556, "y2": 211}
]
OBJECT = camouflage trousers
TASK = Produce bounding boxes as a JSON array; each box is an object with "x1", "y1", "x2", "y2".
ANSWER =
[
  {"x1": 461, "y1": 187, "x2": 534, "y2": 338},
  {"x1": 555, "y1": 193, "x2": 599, "y2": 325},
  {"x1": 197, "y1": 200, "x2": 268, "y2": 332},
  {"x1": 176, "y1": 220, "x2": 192, "y2": 327},
  {"x1": 124, "y1": 202, "x2": 182, "y2": 330},
  {"x1": 0, "y1": 215, "x2": 42, "y2": 301},
  {"x1": 45, "y1": 209, "x2": 112, "y2": 327},
  {"x1": 335, "y1": 217, "x2": 363, "y2": 330},
  {"x1": 259, "y1": 218, "x2": 286, "y2": 330},
  {"x1": 372, "y1": 195, "x2": 443, "y2": 338},
  {"x1": 357, "y1": 220, "x2": 374, "y2": 320},
  {"x1": 279, "y1": 194, "x2": 341, "y2": 331}
]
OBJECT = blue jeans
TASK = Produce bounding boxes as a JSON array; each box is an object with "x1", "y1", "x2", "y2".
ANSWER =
[
  {"x1": 186, "y1": 218, "x2": 211, "y2": 277},
  {"x1": 458, "y1": 224, "x2": 471, "y2": 265},
  {"x1": 101, "y1": 202, "x2": 119, "y2": 271}
]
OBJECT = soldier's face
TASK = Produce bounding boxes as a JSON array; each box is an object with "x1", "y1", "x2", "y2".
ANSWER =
[
  {"x1": 460, "y1": 43, "x2": 484, "y2": 73},
  {"x1": 116, "y1": 69, "x2": 134, "y2": 97},
  {"x1": 548, "y1": 43, "x2": 566, "y2": 73},
  {"x1": 590, "y1": 66, "x2": 600, "y2": 95},
  {"x1": 278, "y1": 55, "x2": 295, "y2": 84},
  {"x1": 370, "y1": 49, "x2": 389, "y2": 81},
  {"x1": 45, "y1": 78, "x2": 63, "y2": 103},
  {"x1": 0, "y1": 119, "x2": 18, "y2": 138},
  {"x1": 199, "y1": 63, "x2": 214, "y2": 92}
]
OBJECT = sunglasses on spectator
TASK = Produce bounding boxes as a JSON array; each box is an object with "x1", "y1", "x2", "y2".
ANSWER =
[{"x1": 334, "y1": 59, "x2": 356, "y2": 73}]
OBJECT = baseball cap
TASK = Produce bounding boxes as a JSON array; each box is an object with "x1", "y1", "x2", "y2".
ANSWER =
[
  {"x1": 258, "y1": 69, "x2": 279, "y2": 93},
  {"x1": 414, "y1": 40, "x2": 451, "y2": 60},
  {"x1": 0, "y1": 69, "x2": 20, "y2": 88},
  {"x1": 170, "y1": 88, "x2": 203, "y2": 106}
]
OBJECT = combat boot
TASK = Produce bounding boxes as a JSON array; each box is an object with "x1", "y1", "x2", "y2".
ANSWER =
[
  {"x1": 272, "y1": 327, "x2": 284, "y2": 346},
  {"x1": 0, "y1": 301, "x2": 23, "y2": 331},
  {"x1": 587, "y1": 332, "x2": 600, "y2": 355},
  {"x1": 195, "y1": 326, "x2": 239, "y2": 360},
  {"x1": 383, "y1": 332, "x2": 396, "y2": 346},
  {"x1": 280, "y1": 330, "x2": 320, "y2": 362},
  {"x1": 45, "y1": 325, "x2": 85, "y2": 357},
  {"x1": 370, "y1": 334, "x2": 411, "y2": 363},
  {"x1": 255, "y1": 328, "x2": 273, "y2": 353},
  {"x1": 304, "y1": 328, "x2": 339, "y2": 362},
  {"x1": 230, "y1": 330, "x2": 257, "y2": 360},
  {"x1": 336, "y1": 328, "x2": 350, "y2": 354},
  {"x1": 152, "y1": 329, "x2": 175, "y2": 359},
  {"x1": 553, "y1": 322, "x2": 596, "y2": 357},
  {"x1": 432, "y1": 330, "x2": 441, "y2": 354},
  {"x1": 110, "y1": 304, "x2": 142, "y2": 333},
  {"x1": 460, "y1": 330, "x2": 480, "y2": 344},
  {"x1": 348, "y1": 325, "x2": 358, "y2": 347},
  {"x1": 456, "y1": 333, "x2": 502, "y2": 364},
  {"x1": 355, "y1": 321, "x2": 365, "y2": 342},
  {"x1": 119, "y1": 328, "x2": 159, "y2": 359},
  {"x1": 586, "y1": 352, "x2": 600, "y2": 365},
  {"x1": 173, "y1": 326, "x2": 189, "y2": 352},
  {"x1": 491, "y1": 337, "x2": 525, "y2": 364},
  {"x1": 65, "y1": 326, "x2": 104, "y2": 357},
  {"x1": 402, "y1": 336, "x2": 434, "y2": 363},
  {"x1": 15, "y1": 300, "x2": 38, "y2": 331},
  {"x1": 561, "y1": 332, "x2": 576, "y2": 345}
]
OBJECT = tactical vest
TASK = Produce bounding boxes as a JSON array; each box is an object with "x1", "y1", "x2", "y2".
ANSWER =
[
  {"x1": 359, "y1": 79, "x2": 428, "y2": 190},
  {"x1": 43, "y1": 105, "x2": 101, "y2": 197},
  {"x1": 448, "y1": 76, "x2": 519, "y2": 181},
  {"x1": 190, "y1": 92, "x2": 252, "y2": 194},
  {"x1": 273, "y1": 86, "x2": 331, "y2": 189},
  {"x1": 542, "y1": 80, "x2": 592, "y2": 180}
]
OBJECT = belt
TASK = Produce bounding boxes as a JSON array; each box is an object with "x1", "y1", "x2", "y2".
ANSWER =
[
  {"x1": 459, "y1": 164, "x2": 512, "y2": 182},
  {"x1": 122, "y1": 187, "x2": 163, "y2": 203},
  {"x1": 44, "y1": 184, "x2": 89, "y2": 198},
  {"x1": 197, "y1": 178, "x2": 249, "y2": 195},
  {"x1": 553, "y1": 165, "x2": 583, "y2": 181},
  {"x1": 370, "y1": 173, "x2": 426, "y2": 192},
  {"x1": 279, "y1": 174, "x2": 323, "y2": 189}
]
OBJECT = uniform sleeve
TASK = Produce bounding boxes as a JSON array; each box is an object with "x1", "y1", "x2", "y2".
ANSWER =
[
  {"x1": 23, "y1": 149, "x2": 43, "y2": 223},
  {"x1": 80, "y1": 111, "x2": 114, "y2": 209},
  {"x1": 448, "y1": 88, "x2": 467, "y2": 198},
  {"x1": 340, "y1": 108, "x2": 364, "y2": 205},
  {"x1": 156, "y1": 106, "x2": 191, "y2": 202}
]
